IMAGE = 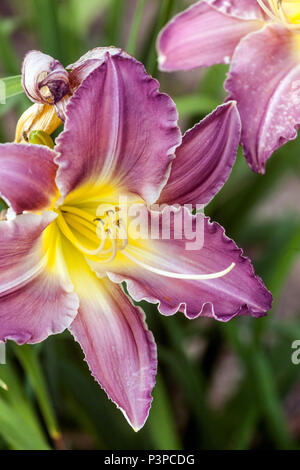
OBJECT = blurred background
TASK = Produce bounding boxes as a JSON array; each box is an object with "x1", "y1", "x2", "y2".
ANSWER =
[{"x1": 0, "y1": 0, "x2": 300, "y2": 451}]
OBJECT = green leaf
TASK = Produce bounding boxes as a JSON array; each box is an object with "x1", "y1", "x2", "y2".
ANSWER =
[
  {"x1": 146, "y1": 0, "x2": 177, "y2": 76},
  {"x1": 0, "y1": 199, "x2": 8, "y2": 212},
  {"x1": 13, "y1": 344, "x2": 61, "y2": 442},
  {"x1": 0, "y1": 75, "x2": 23, "y2": 100},
  {"x1": 126, "y1": 0, "x2": 147, "y2": 56},
  {"x1": 249, "y1": 348, "x2": 294, "y2": 449},
  {"x1": 0, "y1": 359, "x2": 50, "y2": 450},
  {"x1": 264, "y1": 220, "x2": 300, "y2": 295},
  {"x1": 30, "y1": 0, "x2": 62, "y2": 61},
  {"x1": 68, "y1": 0, "x2": 111, "y2": 33},
  {"x1": 223, "y1": 323, "x2": 294, "y2": 449},
  {"x1": 0, "y1": 361, "x2": 48, "y2": 441},
  {"x1": 174, "y1": 94, "x2": 219, "y2": 117},
  {"x1": 0, "y1": 20, "x2": 20, "y2": 74},
  {"x1": 0, "y1": 396, "x2": 50, "y2": 450},
  {"x1": 271, "y1": 319, "x2": 300, "y2": 340},
  {"x1": 147, "y1": 373, "x2": 181, "y2": 450},
  {"x1": 105, "y1": 0, "x2": 125, "y2": 46}
]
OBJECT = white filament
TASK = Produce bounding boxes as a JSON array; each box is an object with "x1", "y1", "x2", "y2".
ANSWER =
[{"x1": 257, "y1": 0, "x2": 300, "y2": 30}]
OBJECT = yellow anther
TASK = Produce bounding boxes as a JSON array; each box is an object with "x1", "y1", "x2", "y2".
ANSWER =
[{"x1": 57, "y1": 205, "x2": 128, "y2": 263}]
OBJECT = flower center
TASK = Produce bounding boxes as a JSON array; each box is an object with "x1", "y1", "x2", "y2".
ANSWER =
[
  {"x1": 43, "y1": 184, "x2": 236, "y2": 281},
  {"x1": 257, "y1": 0, "x2": 300, "y2": 29},
  {"x1": 56, "y1": 204, "x2": 128, "y2": 263}
]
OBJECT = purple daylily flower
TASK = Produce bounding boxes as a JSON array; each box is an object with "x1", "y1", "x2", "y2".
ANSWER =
[
  {"x1": 158, "y1": 0, "x2": 300, "y2": 173},
  {"x1": 0, "y1": 50, "x2": 272, "y2": 430}
]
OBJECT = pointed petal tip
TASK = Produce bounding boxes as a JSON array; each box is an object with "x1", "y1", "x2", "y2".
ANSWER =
[
  {"x1": 68, "y1": 279, "x2": 157, "y2": 431},
  {"x1": 159, "y1": 100, "x2": 241, "y2": 206},
  {"x1": 257, "y1": 161, "x2": 267, "y2": 175},
  {"x1": 225, "y1": 99, "x2": 238, "y2": 110},
  {"x1": 216, "y1": 99, "x2": 239, "y2": 118},
  {"x1": 244, "y1": 149, "x2": 267, "y2": 175},
  {"x1": 122, "y1": 402, "x2": 152, "y2": 432}
]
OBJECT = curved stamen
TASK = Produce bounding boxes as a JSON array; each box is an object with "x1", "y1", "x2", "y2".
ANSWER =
[
  {"x1": 64, "y1": 212, "x2": 100, "y2": 244},
  {"x1": 61, "y1": 205, "x2": 96, "y2": 224},
  {"x1": 57, "y1": 213, "x2": 109, "y2": 257},
  {"x1": 99, "y1": 238, "x2": 118, "y2": 263},
  {"x1": 57, "y1": 204, "x2": 129, "y2": 264},
  {"x1": 122, "y1": 249, "x2": 235, "y2": 280},
  {"x1": 257, "y1": 0, "x2": 300, "y2": 30},
  {"x1": 257, "y1": 0, "x2": 283, "y2": 21},
  {"x1": 114, "y1": 220, "x2": 128, "y2": 250}
]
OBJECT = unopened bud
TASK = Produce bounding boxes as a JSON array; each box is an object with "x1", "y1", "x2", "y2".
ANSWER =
[
  {"x1": 29, "y1": 130, "x2": 55, "y2": 149},
  {"x1": 15, "y1": 103, "x2": 62, "y2": 143},
  {"x1": 22, "y1": 50, "x2": 70, "y2": 105}
]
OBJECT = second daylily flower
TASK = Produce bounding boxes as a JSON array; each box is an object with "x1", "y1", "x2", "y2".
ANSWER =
[
  {"x1": 0, "y1": 49, "x2": 272, "y2": 430},
  {"x1": 158, "y1": 0, "x2": 300, "y2": 173}
]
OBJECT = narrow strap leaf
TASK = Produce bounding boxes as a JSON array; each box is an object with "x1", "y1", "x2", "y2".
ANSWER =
[{"x1": 0, "y1": 75, "x2": 23, "y2": 101}]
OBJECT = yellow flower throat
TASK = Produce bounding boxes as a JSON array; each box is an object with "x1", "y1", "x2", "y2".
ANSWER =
[
  {"x1": 43, "y1": 183, "x2": 236, "y2": 282},
  {"x1": 44, "y1": 184, "x2": 130, "y2": 273},
  {"x1": 57, "y1": 204, "x2": 127, "y2": 263}
]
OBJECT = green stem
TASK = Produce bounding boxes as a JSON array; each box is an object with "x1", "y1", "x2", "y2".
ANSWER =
[
  {"x1": 106, "y1": 0, "x2": 125, "y2": 46},
  {"x1": 146, "y1": 0, "x2": 176, "y2": 77},
  {"x1": 223, "y1": 323, "x2": 294, "y2": 449},
  {"x1": 0, "y1": 22, "x2": 19, "y2": 75},
  {"x1": 30, "y1": 0, "x2": 62, "y2": 62},
  {"x1": 0, "y1": 75, "x2": 23, "y2": 99},
  {"x1": 126, "y1": 0, "x2": 147, "y2": 56},
  {"x1": 13, "y1": 344, "x2": 61, "y2": 444},
  {"x1": 266, "y1": 221, "x2": 300, "y2": 296}
]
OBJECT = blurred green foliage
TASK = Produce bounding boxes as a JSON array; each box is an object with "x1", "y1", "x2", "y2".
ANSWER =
[{"x1": 0, "y1": 0, "x2": 300, "y2": 450}]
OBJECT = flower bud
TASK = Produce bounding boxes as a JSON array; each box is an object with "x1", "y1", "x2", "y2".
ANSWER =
[
  {"x1": 22, "y1": 50, "x2": 70, "y2": 105},
  {"x1": 15, "y1": 103, "x2": 62, "y2": 143},
  {"x1": 29, "y1": 130, "x2": 55, "y2": 149}
]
